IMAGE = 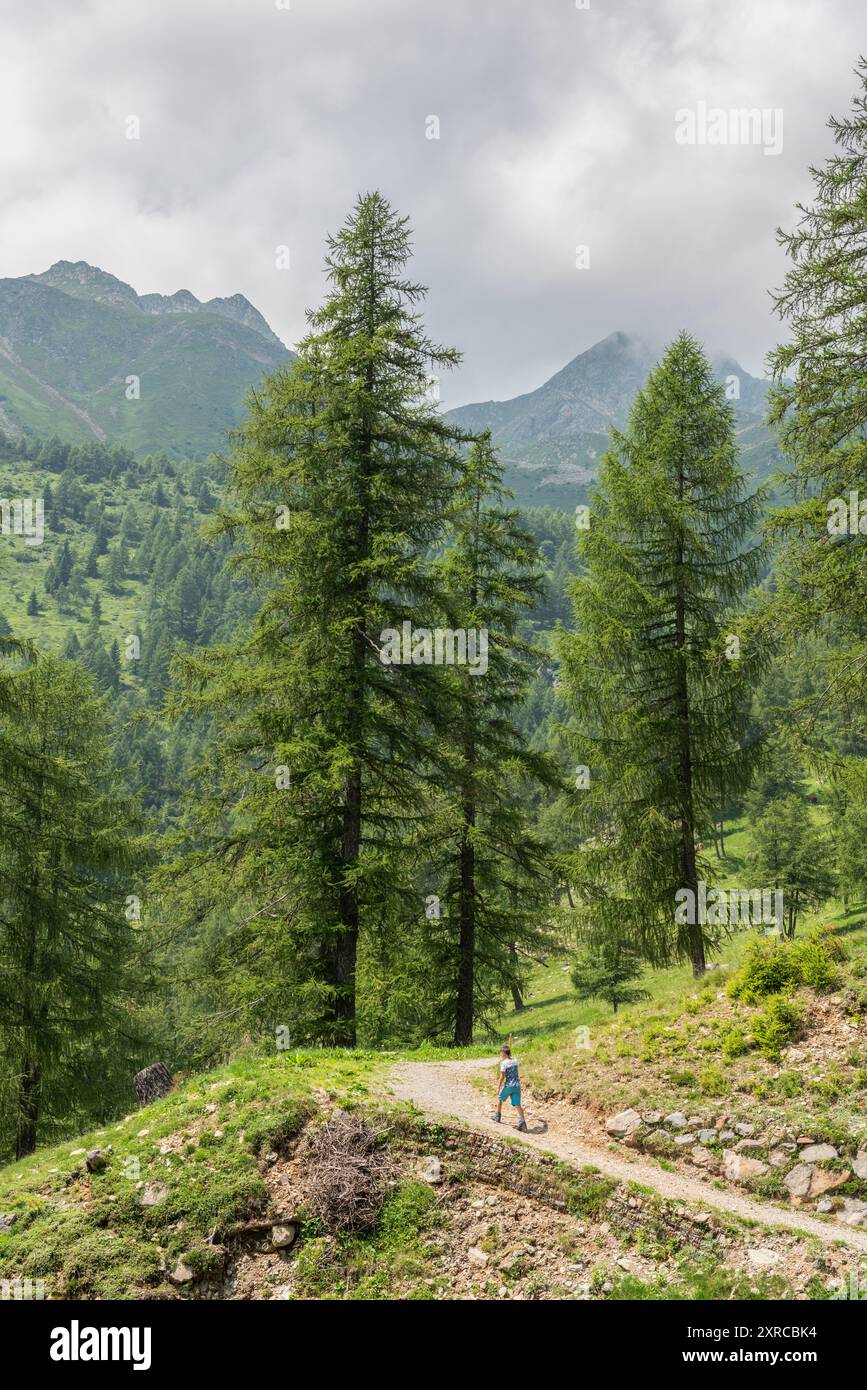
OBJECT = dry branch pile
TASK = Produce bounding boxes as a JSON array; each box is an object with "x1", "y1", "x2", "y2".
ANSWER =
[{"x1": 300, "y1": 1110, "x2": 392, "y2": 1234}]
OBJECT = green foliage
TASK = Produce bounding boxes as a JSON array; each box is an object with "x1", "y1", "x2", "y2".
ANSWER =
[
  {"x1": 751, "y1": 995, "x2": 803, "y2": 1060},
  {"x1": 728, "y1": 930, "x2": 844, "y2": 1004},
  {"x1": 570, "y1": 936, "x2": 650, "y2": 1013},
  {"x1": 558, "y1": 333, "x2": 765, "y2": 977}
]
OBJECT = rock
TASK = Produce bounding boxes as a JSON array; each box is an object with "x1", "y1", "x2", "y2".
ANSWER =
[
  {"x1": 674, "y1": 1133, "x2": 696, "y2": 1145},
  {"x1": 723, "y1": 1151, "x2": 769, "y2": 1183},
  {"x1": 852, "y1": 1150, "x2": 867, "y2": 1181},
  {"x1": 799, "y1": 1144, "x2": 838, "y2": 1163},
  {"x1": 665, "y1": 1112, "x2": 688, "y2": 1130},
  {"x1": 719, "y1": 1130, "x2": 736, "y2": 1143},
  {"x1": 642, "y1": 1111, "x2": 663, "y2": 1126},
  {"x1": 690, "y1": 1146, "x2": 718, "y2": 1171},
  {"x1": 747, "y1": 1247, "x2": 781, "y2": 1269},
  {"x1": 170, "y1": 1259, "x2": 195, "y2": 1284},
  {"x1": 687, "y1": 1116, "x2": 705, "y2": 1128},
  {"x1": 734, "y1": 1122, "x2": 755, "y2": 1137},
  {"x1": 835, "y1": 1199, "x2": 867, "y2": 1228},
  {"x1": 734, "y1": 1138, "x2": 764, "y2": 1152},
  {"x1": 784, "y1": 1163, "x2": 850, "y2": 1203},
  {"x1": 0, "y1": 1213, "x2": 17, "y2": 1233},
  {"x1": 768, "y1": 1148, "x2": 790, "y2": 1168},
  {"x1": 139, "y1": 1183, "x2": 170, "y2": 1207},
  {"x1": 86, "y1": 1149, "x2": 109, "y2": 1174},
  {"x1": 698, "y1": 1129, "x2": 717, "y2": 1145},
  {"x1": 605, "y1": 1108, "x2": 644, "y2": 1139},
  {"x1": 816, "y1": 1199, "x2": 835, "y2": 1214},
  {"x1": 467, "y1": 1247, "x2": 489, "y2": 1268},
  {"x1": 419, "y1": 1157, "x2": 443, "y2": 1185},
  {"x1": 271, "y1": 1223, "x2": 298, "y2": 1249}
]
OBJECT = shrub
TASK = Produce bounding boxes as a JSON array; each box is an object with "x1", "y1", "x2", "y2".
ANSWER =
[
  {"x1": 751, "y1": 996, "x2": 803, "y2": 1060},
  {"x1": 728, "y1": 930, "x2": 843, "y2": 1004}
]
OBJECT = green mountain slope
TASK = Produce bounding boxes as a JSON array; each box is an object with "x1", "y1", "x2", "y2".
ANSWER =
[
  {"x1": 448, "y1": 331, "x2": 779, "y2": 507},
  {"x1": 0, "y1": 262, "x2": 291, "y2": 456}
]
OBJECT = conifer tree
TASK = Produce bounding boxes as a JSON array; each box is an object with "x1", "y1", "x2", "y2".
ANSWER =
[
  {"x1": 558, "y1": 334, "x2": 764, "y2": 975},
  {"x1": 0, "y1": 656, "x2": 141, "y2": 1157},
  {"x1": 163, "y1": 192, "x2": 467, "y2": 1045},
  {"x1": 767, "y1": 59, "x2": 867, "y2": 743},
  {"x1": 422, "y1": 433, "x2": 557, "y2": 1042}
]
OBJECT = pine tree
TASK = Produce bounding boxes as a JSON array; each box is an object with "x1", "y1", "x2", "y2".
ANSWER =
[
  {"x1": 0, "y1": 656, "x2": 141, "y2": 1157},
  {"x1": 26, "y1": 590, "x2": 39, "y2": 617},
  {"x1": 163, "y1": 192, "x2": 467, "y2": 1046},
  {"x1": 422, "y1": 433, "x2": 558, "y2": 1042},
  {"x1": 767, "y1": 60, "x2": 867, "y2": 743},
  {"x1": 570, "y1": 936, "x2": 650, "y2": 1013},
  {"x1": 558, "y1": 334, "x2": 764, "y2": 975}
]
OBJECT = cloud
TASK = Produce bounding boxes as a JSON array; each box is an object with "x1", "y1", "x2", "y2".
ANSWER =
[{"x1": 0, "y1": 0, "x2": 863, "y2": 404}]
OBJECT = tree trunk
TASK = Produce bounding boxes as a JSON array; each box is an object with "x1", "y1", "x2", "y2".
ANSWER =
[
  {"x1": 509, "y1": 942, "x2": 524, "y2": 1011},
  {"x1": 16, "y1": 1060, "x2": 40, "y2": 1159},
  {"x1": 674, "y1": 462, "x2": 704, "y2": 976},
  {"x1": 454, "y1": 746, "x2": 476, "y2": 1046}
]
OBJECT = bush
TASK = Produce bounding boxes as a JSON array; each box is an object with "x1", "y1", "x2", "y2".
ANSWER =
[
  {"x1": 728, "y1": 929, "x2": 843, "y2": 1004},
  {"x1": 751, "y1": 996, "x2": 803, "y2": 1060}
]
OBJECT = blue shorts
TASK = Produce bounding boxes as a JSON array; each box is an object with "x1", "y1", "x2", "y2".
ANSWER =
[{"x1": 499, "y1": 1085, "x2": 521, "y2": 1106}]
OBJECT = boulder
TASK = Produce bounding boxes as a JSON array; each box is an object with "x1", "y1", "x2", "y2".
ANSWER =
[
  {"x1": 467, "y1": 1247, "x2": 489, "y2": 1268},
  {"x1": 674, "y1": 1133, "x2": 696, "y2": 1145},
  {"x1": 271, "y1": 1223, "x2": 298, "y2": 1249},
  {"x1": 698, "y1": 1129, "x2": 717, "y2": 1145},
  {"x1": 734, "y1": 1139, "x2": 764, "y2": 1153},
  {"x1": 665, "y1": 1112, "x2": 688, "y2": 1130},
  {"x1": 798, "y1": 1143, "x2": 838, "y2": 1163},
  {"x1": 734, "y1": 1122, "x2": 755, "y2": 1137},
  {"x1": 835, "y1": 1198, "x2": 867, "y2": 1228},
  {"x1": 784, "y1": 1162, "x2": 850, "y2": 1203},
  {"x1": 605, "y1": 1108, "x2": 643, "y2": 1140},
  {"x1": 723, "y1": 1151, "x2": 769, "y2": 1184},
  {"x1": 690, "y1": 1146, "x2": 719, "y2": 1171},
  {"x1": 0, "y1": 1213, "x2": 17, "y2": 1233},
  {"x1": 170, "y1": 1259, "x2": 195, "y2": 1284},
  {"x1": 852, "y1": 1150, "x2": 867, "y2": 1181},
  {"x1": 419, "y1": 1157, "x2": 443, "y2": 1185},
  {"x1": 642, "y1": 1111, "x2": 663, "y2": 1126}
]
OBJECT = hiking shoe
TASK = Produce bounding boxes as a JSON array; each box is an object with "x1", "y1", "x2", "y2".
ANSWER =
[
  {"x1": 516, "y1": 1120, "x2": 528, "y2": 1132},
  {"x1": 491, "y1": 1112, "x2": 501, "y2": 1123}
]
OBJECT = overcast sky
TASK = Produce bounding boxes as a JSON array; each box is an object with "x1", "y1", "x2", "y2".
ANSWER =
[{"x1": 0, "y1": 0, "x2": 863, "y2": 405}]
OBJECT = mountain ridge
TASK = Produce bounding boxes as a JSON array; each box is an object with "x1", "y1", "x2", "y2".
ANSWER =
[
  {"x1": 0, "y1": 262, "x2": 291, "y2": 456},
  {"x1": 447, "y1": 330, "x2": 777, "y2": 506}
]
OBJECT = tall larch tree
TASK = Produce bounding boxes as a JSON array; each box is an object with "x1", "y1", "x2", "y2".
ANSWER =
[{"x1": 558, "y1": 334, "x2": 764, "y2": 975}]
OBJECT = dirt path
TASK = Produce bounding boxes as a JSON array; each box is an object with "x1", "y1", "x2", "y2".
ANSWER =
[{"x1": 384, "y1": 1058, "x2": 867, "y2": 1254}]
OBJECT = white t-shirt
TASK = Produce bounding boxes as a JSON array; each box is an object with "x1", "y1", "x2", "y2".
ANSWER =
[{"x1": 499, "y1": 1058, "x2": 520, "y2": 1088}]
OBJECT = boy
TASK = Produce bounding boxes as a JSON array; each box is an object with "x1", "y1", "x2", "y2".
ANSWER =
[{"x1": 492, "y1": 1045, "x2": 528, "y2": 1132}]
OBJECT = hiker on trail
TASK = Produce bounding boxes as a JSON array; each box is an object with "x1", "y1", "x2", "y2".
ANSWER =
[{"x1": 492, "y1": 1045, "x2": 528, "y2": 1132}]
